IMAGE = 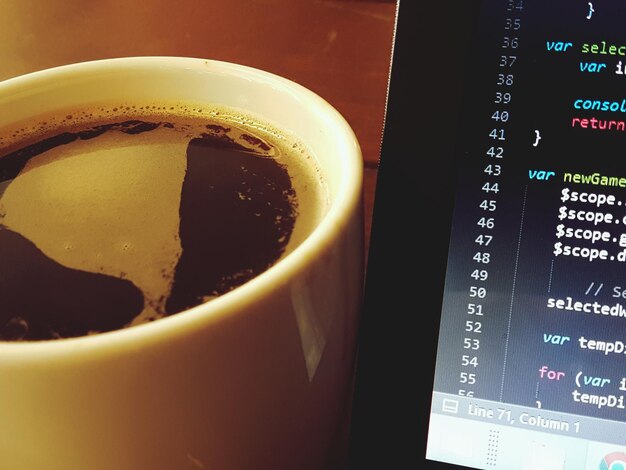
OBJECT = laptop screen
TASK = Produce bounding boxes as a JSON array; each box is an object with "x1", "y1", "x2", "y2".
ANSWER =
[{"x1": 350, "y1": 1, "x2": 626, "y2": 468}]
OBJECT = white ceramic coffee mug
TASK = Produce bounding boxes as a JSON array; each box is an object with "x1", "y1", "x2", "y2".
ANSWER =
[{"x1": 0, "y1": 57, "x2": 364, "y2": 470}]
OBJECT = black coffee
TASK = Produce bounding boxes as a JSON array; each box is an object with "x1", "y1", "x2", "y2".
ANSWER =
[{"x1": 0, "y1": 106, "x2": 324, "y2": 340}]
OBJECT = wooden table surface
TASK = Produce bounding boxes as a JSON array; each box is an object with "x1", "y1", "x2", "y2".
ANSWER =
[
  {"x1": 0, "y1": 1, "x2": 398, "y2": 467},
  {"x1": 0, "y1": 0, "x2": 398, "y2": 257}
]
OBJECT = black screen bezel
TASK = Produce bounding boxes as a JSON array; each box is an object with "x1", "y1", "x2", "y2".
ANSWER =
[{"x1": 348, "y1": 1, "x2": 483, "y2": 468}]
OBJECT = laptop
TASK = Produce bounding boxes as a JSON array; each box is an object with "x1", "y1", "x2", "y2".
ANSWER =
[{"x1": 349, "y1": 1, "x2": 626, "y2": 468}]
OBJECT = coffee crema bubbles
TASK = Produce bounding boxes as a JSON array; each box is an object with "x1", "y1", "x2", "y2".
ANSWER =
[{"x1": 0, "y1": 103, "x2": 327, "y2": 341}]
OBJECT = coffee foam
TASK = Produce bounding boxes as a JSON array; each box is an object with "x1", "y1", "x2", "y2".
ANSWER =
[
  {"x1": 0, "y1": 103, "x2": 328, "y2": 331},
  {"x1": 0, "y1": 129, "x2": 186, "y2": 325}
]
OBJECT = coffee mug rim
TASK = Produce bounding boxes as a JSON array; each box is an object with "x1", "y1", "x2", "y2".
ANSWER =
[{"x1": 0, "y1": 56, "x2": 363, "y2": 354}]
